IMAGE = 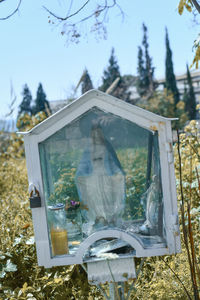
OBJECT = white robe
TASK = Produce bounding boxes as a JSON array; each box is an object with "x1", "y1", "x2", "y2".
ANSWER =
[{"x1": 76, "y1": 127, "x2": 125, "y2": 225}]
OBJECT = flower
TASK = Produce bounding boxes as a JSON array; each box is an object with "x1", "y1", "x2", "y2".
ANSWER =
[
  {"x1": 65, "y1": 200, "x2": 88, "y2": 211},
  {"x1": 189, "y1": 120, "x2": 197, "y2": 128},
  {"x1": 196, "y1": 103, "x2": 200, "y2": 110},
  {"x1": 70, "y1": 200, "x2": 78, "y2": 206},
  {"x1": 65, "y1": 200, "x2": 80, "y2": 211}
]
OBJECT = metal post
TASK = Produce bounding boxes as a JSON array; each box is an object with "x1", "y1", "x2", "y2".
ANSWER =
[
  {"x1": 109, "y1": 283, "x2": 116, "y2": 300},
  {"x1": 118, "y1": 282, "x2": 125, "y2": 300},
  {"x1": 109, "y1": 282, "x2": 122, "y2": 300}
]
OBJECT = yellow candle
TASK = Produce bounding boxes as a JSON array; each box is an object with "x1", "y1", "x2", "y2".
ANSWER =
[{"x1": 50, "y1": 227, "x2": 68, "y2": 256}]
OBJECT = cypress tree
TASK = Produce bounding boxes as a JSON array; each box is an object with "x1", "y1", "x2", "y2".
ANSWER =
[
  {"x1": 137, "y1": 24, "x2": 155, "y2": 98},
  {"x1": 81, "y1": 69, "x2": 93, "y2": 94},
  {"x1": 100, "y1": 48, "x2": 121, "y2": 92},
  {"x1": 182, "y1": 82, "x2": 188, "y2": 106},
  {"x1": 18, "y1": 84, "x2": 32, "y2": 116},
  {"x1": 185, "y1": 64, "x2": 196, "y2": 120},
  {"x1": 136, "y1": 46, "x2": 146, "y2": 97},
  {"x1": 142, "y1": 23, "x2": 155, "y2": 95},
  {"x1": 165, "y1": 28, "x2": 179, "y2": 106},
  {"x1": 33, "y1": 83, "x2": 51, "y2": 116}
]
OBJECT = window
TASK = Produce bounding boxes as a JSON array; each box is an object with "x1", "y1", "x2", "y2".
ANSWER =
[{"x1": 39, "y1": 107, "x2": 165, "y2": 258}]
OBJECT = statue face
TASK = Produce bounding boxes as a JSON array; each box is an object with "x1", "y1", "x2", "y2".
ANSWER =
[
  {"x1": 91, "y1": 126, "x2": 105, "y2": 145},
  {"x1": 91, "y1": 127, "x2": 106, "y2": 162}
]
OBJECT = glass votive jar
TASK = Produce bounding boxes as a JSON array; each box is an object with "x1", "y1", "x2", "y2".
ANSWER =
[{"x1": 48, "y1": 203, "x2": 68, "y2": 256}]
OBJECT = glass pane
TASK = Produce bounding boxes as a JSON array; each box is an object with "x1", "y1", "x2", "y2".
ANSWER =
[{"x1": 39, "y1": 107, "x2": 166, "y2": 258}]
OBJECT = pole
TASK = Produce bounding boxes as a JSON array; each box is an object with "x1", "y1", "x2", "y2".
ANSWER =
[{"x1": 109, "y1": 282, "x2": 124, "y2": 300}]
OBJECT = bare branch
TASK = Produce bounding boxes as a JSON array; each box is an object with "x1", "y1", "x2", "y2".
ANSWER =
[
  {"x1": 43, "y1": 0, "x2": 124, "y2": 43},
  {"x1": 43, "y1": 0, "x2": 90, "y2": 21},
  {"x1": 0, "y1": 0, "x2": 22, "y2": 20},
  {"x1": 160, "y1": 257, "x2": 192, "y2": 300},
  {"x1": 0, "y1": 0, "x2": 124, "y2": 42},
  {"x1": 191, "y1": 0, "x2": 200, "y2": 14}
]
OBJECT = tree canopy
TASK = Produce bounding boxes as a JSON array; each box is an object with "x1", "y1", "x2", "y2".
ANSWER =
[
  {"x1": 165, "y1": 28, "x2": 180, "y2": 106},
  {"x1": 185, "y1": 64, "x2": 196, "y2": 120},
  {"x1": 100, "y1": 47, "x2": 121, "y2": 92},
  {"x1": 75, "y1": 69, "x2": 94, "y2": 94},
  {"x1": 33, "y1": 83, "x2": 51, "y2": 116},
  {"x1": 18, "y1": 84, "x2": 32, "y2": 117},
  {"x1": 178, "y1": 0, "x2": 200, "y2": 67},
  {"x1": 99, "y1": 48, "x2": 130, "y2": 100},
  {"x1": 136, "y1": 24, "x2": 156, "y2": 99}
]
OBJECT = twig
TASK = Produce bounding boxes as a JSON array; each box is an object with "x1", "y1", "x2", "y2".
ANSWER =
[
  {"x1": 188, "y1": 142, "x2": 200, "y2": 286},
  {"x1": 195, "y1": 167, "x2": 200, "y2": 193},
  {"x1": 125, "y1": 258, "x2": 145, "y2": 300},
  {"x1": 81, "y1": 264, "x2": 109, "y2": 300},
  {"x1": 188, "y1": 150, "x2": 197, "y2": 290},
  {"x1": 177, "y1": 130, "x2": 199, "y2": 300},
  {"x1": 160, "y1": 257, "x2": 192, "y2": 300},
  {"x1": 43, "y1": 0, "x2": 123, "y2": 28},
  {"x1": 0, "y1": 0, "x2": 22, "y2": 20},
  {"x1": 191, "y1": 0, "x2": 200, "y2": 13},
  {"x1": 43, "y1": 0, "x2": 90, "y2": 21}
]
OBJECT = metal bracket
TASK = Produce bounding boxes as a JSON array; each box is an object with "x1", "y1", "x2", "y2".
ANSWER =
[
  {"x1": 169, "y1": 214, "x2": 180, "y2": 236},
  {"x1": 29, "y1": 183, "x2": 41, "y2": 208},
  {"x1": 87, "y1": 257, "x2": 136, "y2": 285},
  {"x1": 165, "y1": 142, "x2": 174, "y2": 164}
]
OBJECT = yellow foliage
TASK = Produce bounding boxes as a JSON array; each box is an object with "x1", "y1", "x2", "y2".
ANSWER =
[
  {"x1": 17, "y1": 111, "x2": 47, "y2": 132},
  {"x1": 178, "y1": 0, "x2": 193, "y2": 14},
  {"x1": 0, "y1": 156, "x2": 103, "y2": 298},
  {"x1": 178, "y1": 0, "x2": 200, "y2": 68},
  {"x1": 139, "y1": 89, "x2": 188, "y2": 129},
  {"x1": 0, "y1": 112, "x2": 48, "y2": 160},
  {"x1": 176, "y1": 100, "x2": 185, "y2": 110},
  {"x1": 178, "y1": 0, "x2": 186, "y2": 15},
  {"x1": 192, "y1": 44, "x2": 200, "y2": 69}
]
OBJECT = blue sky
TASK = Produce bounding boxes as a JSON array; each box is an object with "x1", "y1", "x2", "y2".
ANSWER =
[{"x1": 0, "y1": 0, "x2": 199, "y2": 118}]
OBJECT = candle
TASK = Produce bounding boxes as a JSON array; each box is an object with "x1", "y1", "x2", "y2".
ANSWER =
[{"x1": 50, "y1": 227, "x2": 68, "y2": 256}]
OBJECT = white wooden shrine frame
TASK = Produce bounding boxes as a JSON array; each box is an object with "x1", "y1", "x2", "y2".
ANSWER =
[{"x1": 22, "y1": 89, "x2": 181, "y2": 268}]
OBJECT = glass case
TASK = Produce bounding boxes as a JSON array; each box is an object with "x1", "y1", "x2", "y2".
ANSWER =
[{"x1": 39, "y1": 107, "x2": 166, "y2": 259}]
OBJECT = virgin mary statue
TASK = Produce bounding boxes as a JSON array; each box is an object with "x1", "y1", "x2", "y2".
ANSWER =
[{"x1": 75, "y1": 124, "x2": 125, "y2": 227}]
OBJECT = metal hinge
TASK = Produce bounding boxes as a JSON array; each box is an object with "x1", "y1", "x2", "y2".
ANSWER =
[{"x1": 165, "y1": 142, "x2": 174, "y2": 164}]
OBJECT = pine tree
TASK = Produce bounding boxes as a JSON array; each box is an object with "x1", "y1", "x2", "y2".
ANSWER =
[
  {"x1": 185, "y1": 64, "x2": 196, "y2": 120},
  {"x1": 81, "y1": 69, "x2": 93, "y2": 94},
  {"x1": 18, "y1": 84, "x2": 32, "y2": 116},
  {"x1": 33, "y1": 83, "x2": 51, "y2": 116},
  {"x1": 100, "y1": 48, "x2": 121, "y2": 92},
  {"x1": 136, "y1": 46, "x2": 146, "y2": 97},
  {"x1": 99, "y1": 48, "x2": 130, "y2": 100},
  {"x1": 165, "y1": 28, "x2": 179, "y2": 106}
]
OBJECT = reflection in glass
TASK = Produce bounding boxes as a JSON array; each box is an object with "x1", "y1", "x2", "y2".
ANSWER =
[{"x1": 39, "y1": 107, "x2": 165, "y2": 258}]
